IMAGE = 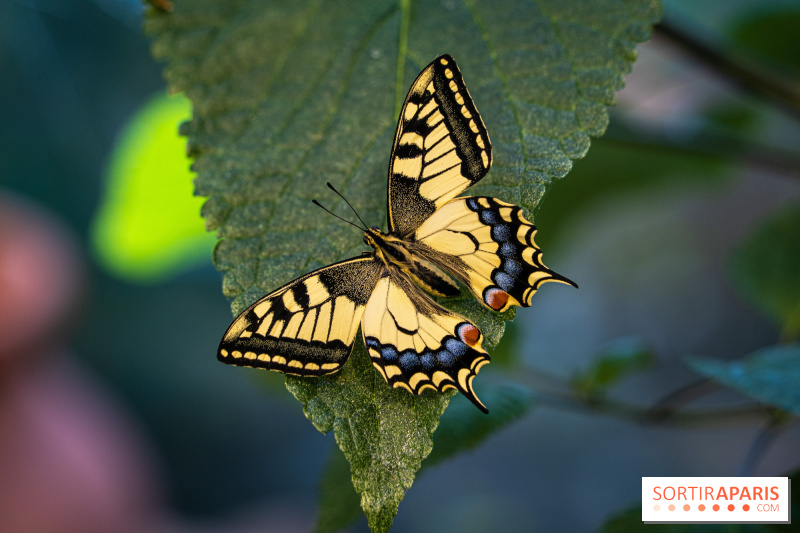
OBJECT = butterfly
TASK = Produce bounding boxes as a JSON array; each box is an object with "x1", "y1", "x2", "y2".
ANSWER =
[{"x1": 217, "y1": 55, "x2": 575, "y2": 413}]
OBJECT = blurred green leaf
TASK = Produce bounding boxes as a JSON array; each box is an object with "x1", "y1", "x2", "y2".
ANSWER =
[
  {"x1": 730, "y1": 8, "x2": 800, "y2": 77},
  {"x1": 91, "y1": 93, "x2": 215, "y2": 282},
  {"x1": 534, "y1": 137, "x2": 728, "y2": 251},
  {"x1": 146, "y1": 1, "x2": 659, "y2": 530},
  {"x1": 686, "y1": 344, "x2": 800, "y2": 417},
  {"x1": 315, "y1": 447, "x2": 363, "y2": 533},
  {"x1": 571, "y1": 337, "x2": 654, "y2": 396},
  {"x1": 729, "y1": 203, "x2": 800, "y2": 341},
  {"x1": 425, "y1": 382, "x2": 534, "y2": 467}
]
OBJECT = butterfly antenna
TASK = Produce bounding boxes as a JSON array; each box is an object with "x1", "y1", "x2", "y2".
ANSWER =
[
  {"x1": 326, "y1": 182, "x2": 370, "y2": 230},
  {"x1": 312, "y1": 199, "x2": 365, "y2": 232}
]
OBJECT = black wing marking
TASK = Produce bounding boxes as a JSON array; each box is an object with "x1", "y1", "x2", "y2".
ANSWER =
[
  {"x1": 218, "y1": 256, "x2": 382, "y2": 376},
  {"x1": 388, "y1": 54, "x2": 492, "y2": 236}
]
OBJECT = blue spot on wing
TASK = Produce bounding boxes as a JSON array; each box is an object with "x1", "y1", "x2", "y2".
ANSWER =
[
  {"x1": 436, "y1": 350, "x2": 455, "y2": 367},
  {"x1": 445, "y1": 338, "x2": 468, "y2": 357},
  {"x1": 495, "y1": 272, "x2": 515, "y2": 291},
  {"x1": 381, "y1": 346, "x2": 398, "y2": 362},
  {"x1": 399, "y1": 352, "x2": 418, "y2": 370},
  {"x1": 491, "y1": 224, "x2": 512, "y2": 242},
  {"x1": 504, "y1": 258, "x2": 523, "y2": 277},
  {"x1": 480, "y1": 210, "x2": 497, "y2": 225},
  {"x1": 500, "y1": 242, "x2": 516, "y2": 256},
  {"x1": 420, "y1": 352, "x2": 435, "y2": 369}
]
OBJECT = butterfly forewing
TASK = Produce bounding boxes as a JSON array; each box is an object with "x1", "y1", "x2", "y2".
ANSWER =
[
  {"x1": 219, "y1": 257, "x2": 382, "y2": 376},
  {"x1": 388, "y1": 55, "x2": 492, "y2": 236},
  {"x1": 413, "y1": 197, "x2": 577, "y2": 313},
  {"x1": 361, "y1": 272, "x2": 490, "y2": 412}
]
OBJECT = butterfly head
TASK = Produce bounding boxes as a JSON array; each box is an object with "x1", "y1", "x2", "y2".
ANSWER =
[{"x1": 364, "y1": 227, "x2": 414, "y2": 270}]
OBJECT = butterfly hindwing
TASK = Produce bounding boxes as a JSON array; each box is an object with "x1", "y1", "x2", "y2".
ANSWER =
[
  {"x1": 413, "y1": 197, "x2": 577, "y2": 313},
  {"x1": 218, "y1": 257, "x2": 382, "y2": 376},
  {"x1": 388, "y1": 55, "x2": 492, "y2": 236},
  {"x1": 361, "y1": 271, "x2": 490, "y2": 412}
]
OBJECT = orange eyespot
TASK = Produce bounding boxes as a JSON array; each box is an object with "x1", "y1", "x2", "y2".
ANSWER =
[
  {"x1": 485, "y1": 288, "x2": 509, "y2": 311},
  {"x1": 458, "y1": 323, "x2": 480, "y2": 346}
]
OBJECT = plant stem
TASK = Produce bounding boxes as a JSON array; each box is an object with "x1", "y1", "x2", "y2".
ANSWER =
[
  {"x1": 513, "y1": 365, "x2": 774, "y2": 427},
  {"x1": 736, "y1": 413, "x2": 795, "y2": 476}
]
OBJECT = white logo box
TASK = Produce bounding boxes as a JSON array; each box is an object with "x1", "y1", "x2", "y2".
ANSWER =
[{"x1": 642, "y1": 477, "x2": 790, "y2": 524}]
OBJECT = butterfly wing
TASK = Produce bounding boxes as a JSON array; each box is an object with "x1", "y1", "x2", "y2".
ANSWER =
[
  {"x1": 388, "y1": 55, "x2": 492, "y2": 236},
  {"x1": 361, "y1": 271, "x2": 490, "y2": 413},
  {"x1": 219, "y1": 256, "x2": 382, "y2": 376},
  {"x1": 413, "y1": 196, "x2": 577, "y2": 313}
]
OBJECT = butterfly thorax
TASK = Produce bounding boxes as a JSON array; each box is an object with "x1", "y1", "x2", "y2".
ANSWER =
[{"x1": 364, "y1": 227, "x2": 461, "y2": 299}]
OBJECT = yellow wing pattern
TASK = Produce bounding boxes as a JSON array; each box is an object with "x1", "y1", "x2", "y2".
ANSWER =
[
  {"x1": 413, "y1": 197, "x2": 577, "y2": 313},
  {"x1": 218, "y1": 257, "x2": 382, "y2": 376},
  {"x1": 361, "y1": 271, "x2": 490, "y2": 412},
  {"x1": 388, "y1": 55, "x2": 492, "y2": 236}
]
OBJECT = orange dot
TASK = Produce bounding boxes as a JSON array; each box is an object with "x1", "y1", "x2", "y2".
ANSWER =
[
  {"x1": 713, "y1": 504, "x2": 720, "y2": 512},
  {"x1": 743, "y1": 504, "x2": 750, "y2": 512},
  {"x1": 683, "y1": 504, "x2": 690, "y2": 511},
  {"x1": 458, "y1": 323, "x2": 480, "y2": 346},
  {"x1": 668, "y1": 504, "x2": 675, "y2": 511},
  {"x1": 653, "y1": 505, "x2": 661, "y2": 512},
  {"x1": 485, "y1": 288, "x2": 509, "y2": 311},
  {"x1": 728, "y1": 504, "x2": 735, "y2": 511},
  {"x1": 698, "y1": 504, "x2": 706, "y2": 511}
]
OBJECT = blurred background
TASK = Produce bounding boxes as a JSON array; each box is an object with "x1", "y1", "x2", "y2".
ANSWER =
[{"x1": 0, "y1": 0, "x2": 798, "y2": 532}]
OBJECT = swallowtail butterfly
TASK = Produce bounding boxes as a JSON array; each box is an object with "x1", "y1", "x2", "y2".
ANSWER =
[{"x1": 218, "y1": 55, "x2": 576, "y2": 412}]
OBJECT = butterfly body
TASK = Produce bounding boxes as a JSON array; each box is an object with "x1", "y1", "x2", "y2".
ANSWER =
[
  {"x1": 364, "y1": 227, "x2": 461, "y2": 298},
  {"x1": 218, "y1": 55, "x2": 576, "y2": 413}
]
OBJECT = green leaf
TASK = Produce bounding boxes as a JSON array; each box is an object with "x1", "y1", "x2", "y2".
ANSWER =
[
  {"x1": 686, "y1": 344, "x2": 800, "y2": 417},
  {"x1": 286, "y1": 344, "x2": 452, "y2": 533},
  {"x1": 730, "y1": 8, "x2": 800, "y2": 77},
  {"x1": 145, "y1": 1, "x2": 660, "y2": 530},
  {"x1": 425, "y1": 382, "x2": 534, "y2": 467},
  {"x1": 571, "y1": 337, "x2": 654, "y2": 396},
  {"x1": 729, "y1": 203, "x2": 800, "y2": 341},
  {"x1": 90, "y1": 93, "x2": 215, "y2": 282},
  {"x1": 313, "y1": 382, "x2": 534, "y2": 533}
]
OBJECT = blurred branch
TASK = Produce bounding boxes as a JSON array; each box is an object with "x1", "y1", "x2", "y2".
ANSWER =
[
  {"x1": 513, "y1": 365, "x2": 774, "y2": 427},
  {"x1": 644, "y1": 378, "x2": 720, "y2": 422},
  {"x1": 654, "y1": 20, "x2": 800, "y2": 122},
  {"x1": 736, "y1": 413, "x2": 796, "y2": 476},
  {"x1": 606, "y1": 119, "x2": 800, "y2": 178}
]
